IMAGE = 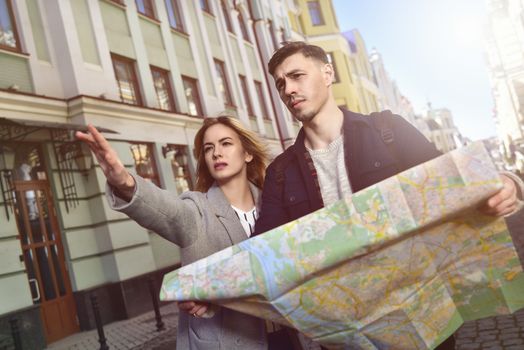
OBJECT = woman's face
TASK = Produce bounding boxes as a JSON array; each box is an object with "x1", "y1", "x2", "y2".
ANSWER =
[{"x1": 202, "y1": 123, "x2": 253, "y2": 185}]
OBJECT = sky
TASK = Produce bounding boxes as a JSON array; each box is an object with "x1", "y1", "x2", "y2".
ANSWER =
[{"x1": 331, "y1": 0, "x2": 495, "y2": 141}]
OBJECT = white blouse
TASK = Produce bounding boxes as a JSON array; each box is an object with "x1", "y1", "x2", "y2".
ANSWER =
[{"x1": 231, "y1": 205, "x2": 257, "y2": 237}]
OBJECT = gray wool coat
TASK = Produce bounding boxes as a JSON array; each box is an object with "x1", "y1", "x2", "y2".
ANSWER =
[{"x1": 107, "y1": 174, "x2": 267, "y2": 350}]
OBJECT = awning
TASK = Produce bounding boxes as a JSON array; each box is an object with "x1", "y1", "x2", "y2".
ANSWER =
[{"x1": 0, "y1": 117, "x2": 118, "y2": 141}]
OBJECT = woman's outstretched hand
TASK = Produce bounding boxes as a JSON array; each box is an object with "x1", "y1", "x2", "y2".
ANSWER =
[{"x1": 76, "y1": 124, "x2": 136, "y2": 201}]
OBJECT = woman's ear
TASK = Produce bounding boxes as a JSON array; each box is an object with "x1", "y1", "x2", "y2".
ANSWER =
[{"x1": 245, "y1": 153, "x2": 254, "y2": 163}]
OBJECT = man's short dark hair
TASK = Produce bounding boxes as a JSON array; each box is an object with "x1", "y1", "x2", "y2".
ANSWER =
[{"x1": 268, "y1": 41, "x2": 329, "y2": 76}]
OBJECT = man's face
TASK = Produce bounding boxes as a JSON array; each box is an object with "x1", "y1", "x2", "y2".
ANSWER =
[{"x1": 272, "y1": 53, "x2": 333, "y2": 123}]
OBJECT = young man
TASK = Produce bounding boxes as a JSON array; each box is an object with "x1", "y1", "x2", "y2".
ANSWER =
[{"x1": 255, "y1": 41, "x2": 524, "y2": 349}]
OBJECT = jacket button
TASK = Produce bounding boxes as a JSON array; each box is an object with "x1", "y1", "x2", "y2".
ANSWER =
[
  {"x1": 289, "y1": 196, "x2": 295, "y2": 202},
  {"x1": 235, "y1": 338, "x2": 242, "y2": 345},
  {"x1": 374, "y1": 161, "x2": 381, "y2": 168}
]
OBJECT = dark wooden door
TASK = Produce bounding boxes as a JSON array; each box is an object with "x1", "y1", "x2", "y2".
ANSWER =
[{"x1": 12, "y1": 147, "x2": 79, "y2": 343}]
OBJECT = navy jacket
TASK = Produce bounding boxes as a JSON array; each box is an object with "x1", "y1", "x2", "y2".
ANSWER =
[{"x1": 255, "y1": 109, "x2": 441, "y2": 235}]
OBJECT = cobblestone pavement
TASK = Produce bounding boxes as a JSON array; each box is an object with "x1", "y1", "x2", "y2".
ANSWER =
[{"x1": 453, "y1": 211, "x2": 524, "y2": 350}]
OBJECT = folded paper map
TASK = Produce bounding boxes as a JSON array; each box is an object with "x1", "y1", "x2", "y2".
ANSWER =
[{"x1": 160, "y1": 142, "x2": 524, "y2": 349}]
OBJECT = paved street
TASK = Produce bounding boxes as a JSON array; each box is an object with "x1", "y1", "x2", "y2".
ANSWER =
[
  {"x1": 45, "y1": 303, "x2": 178, "y2": 350},
  {"x1": 44, "y1": 212, "x2": 524, "y2": 350}
]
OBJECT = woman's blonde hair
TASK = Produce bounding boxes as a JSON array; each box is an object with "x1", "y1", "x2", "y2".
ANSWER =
[{"x1": 193, "y1": 116, "x2": 269, "y2": 192}]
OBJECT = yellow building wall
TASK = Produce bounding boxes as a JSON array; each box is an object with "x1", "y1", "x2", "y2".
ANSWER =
[{"x1": 297, "y1": 0, "x2": 339, "y2": 36}]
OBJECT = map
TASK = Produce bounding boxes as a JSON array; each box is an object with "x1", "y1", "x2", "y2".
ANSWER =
[{"x1": 160, "y1": 142, "x2": 524, "y2": 349}]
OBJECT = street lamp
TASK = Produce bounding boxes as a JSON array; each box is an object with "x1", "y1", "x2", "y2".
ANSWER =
[
  {"x1": 0, "y1": 146, "x2": 15, "y2": 171},
  {"x1": 74, "y1": 142, "x2": 93, "y2": 176}
]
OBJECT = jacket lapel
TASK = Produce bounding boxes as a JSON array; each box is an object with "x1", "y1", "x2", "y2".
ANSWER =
[{"x1": 207, "y1": 183, "x2": 258, "y2": 245}]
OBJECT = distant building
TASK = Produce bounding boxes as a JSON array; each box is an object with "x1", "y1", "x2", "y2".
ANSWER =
[
  {"x1": 420, "y1": 105, "x2": 462, "y2": 153},
  {"x1": 484, "y1": 0, "x2": 524, "y2": 172},
  {"x1": 342, "y1": 29, "x2": 380, "y2": 114}
]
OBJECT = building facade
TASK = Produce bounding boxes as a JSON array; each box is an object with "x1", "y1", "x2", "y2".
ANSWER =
[
  {"x1": 0, "y1": 0, "x2": 292, "y2": 347},
  {"x1": 288, "y1": 0, "x2": 361, "y2": 112},
  {"x1": 421, "y1": 106, "x2": 460, "y2": 153},
  {"x1": 485, "y1": 0, "x2": 524, "y2": 172},
  {"x1": 342, "y1": 29, "x2": 380, "y2": 114}
]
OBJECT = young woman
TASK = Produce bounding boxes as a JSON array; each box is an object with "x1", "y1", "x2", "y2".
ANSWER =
[{"x1": 76, "y1": 116, "x2": 269, "y2": 350}]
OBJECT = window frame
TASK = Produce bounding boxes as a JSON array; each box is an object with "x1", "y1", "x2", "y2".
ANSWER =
[
  {"x1": 307, "y1": 1, "x2": 325, "y2": 26},
  {"x1": 111, "y1": 53, "x2": 143, "y2": 106},
  {"x1": 165, "y1": 0, "x2": 184, "y2": 32},
  {"x1": 0, "y1": 0, "x2": 22, "y2": 52},
  {"x1": 239, "y1": 75, "x2": 254, "y2": 117},
  {"x1": 200, "y1": 0, "x2": 212, "y2": 14},
  {"x1": 135, "y1": 0, "x2": 156, "y2": 19},
  {"x1": 214, "y1": 59, "x2": 234, "y2": 108},
  {"x1": 181, "y1": 75, "x2": 204, "y2": 117},
  {"x1": 220, "y1": 0, "x2": 234, "y2": 33},
  {"x1": 237, "y1": 10, "x2": 250, "y2": 42},
  {"x1": 151, "y1": 66, "x2": 176, "y2": 112},
  {"x1": 166, "y1": 144, "x2": 194, "y2": 192},
  {"x1": 129, "y1": 142, "x2": 161, "y2": 187},
  {"x1": 254, "y1": 81, "x2": 270, "y2": 120}
]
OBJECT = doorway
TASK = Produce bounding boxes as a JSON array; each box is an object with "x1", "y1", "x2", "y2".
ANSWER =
[{"x1": 11, "y1": 143, "x2": 79, "y2": 343}]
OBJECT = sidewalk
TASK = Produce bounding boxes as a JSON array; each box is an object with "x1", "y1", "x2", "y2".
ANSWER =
[{"x1": 45, "y1": 303, "x2": 178, "y2": 350}]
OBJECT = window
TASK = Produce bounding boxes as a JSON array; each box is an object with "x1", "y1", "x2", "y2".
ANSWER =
[
  {"x1": 239, "y1": 75, "x2": 254, "y2": 117},
  {"x1": 254, "y1": 81, "x2": 270, "y2": 120},
  {"x1": 200, "y1": 0, "x2": 211, "y2": 13},
  {"x1": 220, "y1": 0, "x2": 233, "y2": 33},
  {"x1": 165, "y1": 0, "x2": 184, "y2": 31},
  {"x1": 0, "y1": 0, "x2": 21, "y2": 51},
  {"x1": 151, "y1": 66, "x2": 176, "y2": 111},
  {"x1": 130, "y1": 143, "x2": 161, "y2": 187},
  {"x1": 279, "y1": 27, "x2": 286, "y2": 46},
  {"x1": 182, "y1": 76, "x2": 204, "y2": 116},
  {"x1": 135, "y1": 0, "x2": 155, "y2": 18},
  {"x1": 237, "y1": 11, "x2": 250, "y2": 42},
  {"x1": 111, "y1": 54, "x2": 143, "y2": 106},
  {"x1": 307, "y1": 1, "x2": 325, "y2": 26},
  {"x1": 214, "y1": 59, "x2": 234, "y2": 107},
  {"x1": 165, "y1": 144, "x2": 193, "y2": 193},
  {"x1": 268, "y1": 20, "x2": 279, "y2": 51},
  {"x1": 326, "y1": 53, "x2": 339, "y2": 83}
]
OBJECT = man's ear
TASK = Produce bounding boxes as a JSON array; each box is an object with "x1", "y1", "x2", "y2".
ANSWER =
[{"x1": 323, "y1": 63, "x2": 334, "y2": 85}]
